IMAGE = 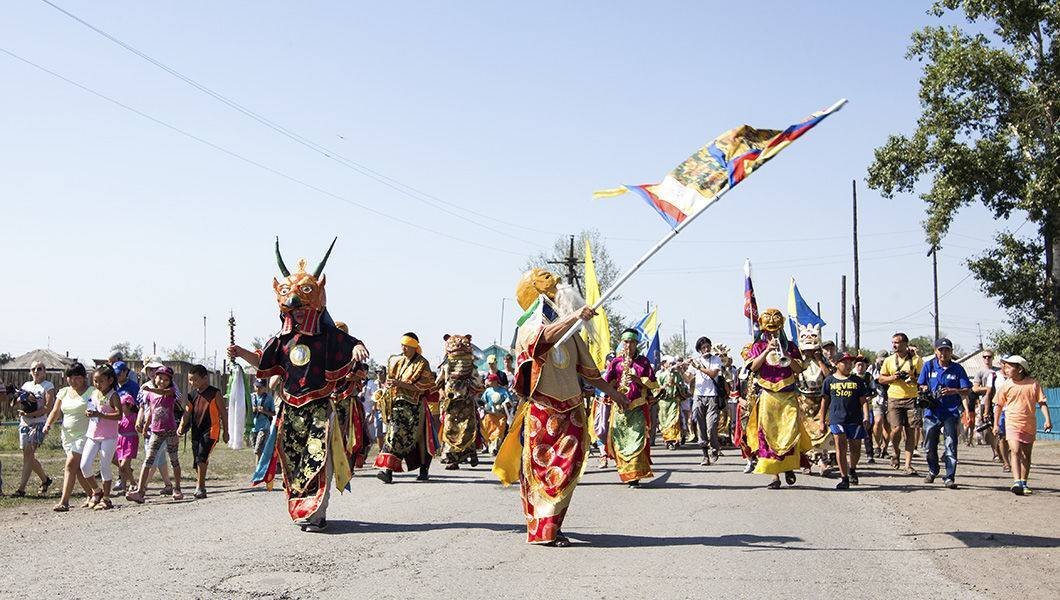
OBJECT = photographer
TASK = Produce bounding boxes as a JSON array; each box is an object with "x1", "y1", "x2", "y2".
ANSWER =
[
  {"x1": 917, "y1": 338, "x2": 971, "y2": 489},
  {"x1": 877, "y1": 333, "x2": 923, "y2": 475}
]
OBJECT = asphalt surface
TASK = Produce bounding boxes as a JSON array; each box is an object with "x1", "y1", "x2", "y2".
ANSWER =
[{"x1": 4, "y1": 442, "x2": 1054, "y2": 599}]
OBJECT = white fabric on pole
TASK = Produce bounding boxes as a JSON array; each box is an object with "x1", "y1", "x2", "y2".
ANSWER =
[{"x1": 228, "y1": 363, "x2": 247, "y2": 449}]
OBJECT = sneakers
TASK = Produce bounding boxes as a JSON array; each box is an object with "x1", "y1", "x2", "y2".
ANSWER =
[
  {"x1": 924, "y1": 474, "x2": 936, "y2": 484},
  {"x1": 866, "y1": 457, "x2": 876, "y2": 465},
  {"x1": 943, "y1": 479, "x2": 958, "y2": 489},
  {"x1": 784, "y1": 471, "x2": 797, "y2": 486},
  {"x1": 1010, "y1": 482, "x2": 1024, "y2": 496},
  {"x1": 849, "y1": 469, "x2": 859, "y2": 486},
  {"x1": 742, "y1": 461, "x2": 754, "y2": 474},
  {"x1": 766, "y1": 479, "x2": 781, "y2": 489},
  {"x1": 193, "y1": 489, "x2": 207, "y2": 500},
  {"x1": 376, "y1": 469, "x2": 394, "y2": 484},
  {"x1": 835, "y1": 477, "x2": 850, "y2": 490}
]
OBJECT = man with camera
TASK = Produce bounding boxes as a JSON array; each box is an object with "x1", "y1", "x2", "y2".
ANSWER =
[
  {"x1": 877, "y1": 333, "x2": 923, "y2": 475},
  {"x1": 917, "y1": 338, "x2": 971, "y2": 489}
]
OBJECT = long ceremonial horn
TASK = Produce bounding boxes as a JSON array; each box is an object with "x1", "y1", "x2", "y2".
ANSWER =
[
  {"x1": 313, "y1": 237, "x2": 337, "y2": 278},
  {"x1": 275, "y1": 237, "x2": 291, "y2": 277}
]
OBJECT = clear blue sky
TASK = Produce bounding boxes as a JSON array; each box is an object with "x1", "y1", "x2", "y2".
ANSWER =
[{"x1": 1, "y1": 1, "x2": 1016, "y2": 366}]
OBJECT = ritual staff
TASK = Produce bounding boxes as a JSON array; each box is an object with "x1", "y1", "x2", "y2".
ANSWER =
[
  {"x1": 229, "y1": 238, "x2": 369, "y2": 532},
  {"x1": 746, "y1": 308, "x2": 812, "y2": 489},
  {"x1": 374, "y1": 333, "x2": 437, "y2": 483},
  {"x1": 436, "y1": 334, "x2": 484, "y2": 469},
  {"x1": 493, "y1": 269, "x2": 627, "y2": 547},
  {"x1": 603, "y1": 328, "x2": 658, "y2": 487},
  {"x1": 655, "y1": 356, "x2": 690, "y2": 450}
]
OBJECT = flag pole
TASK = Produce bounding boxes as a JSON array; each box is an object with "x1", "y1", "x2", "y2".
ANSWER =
[
  {"x1": 553, "y1": 188, "x2": 730, "y2": 348},
  {"x1": 552, "y1": 97, "x2": 849, "y2": 348}
]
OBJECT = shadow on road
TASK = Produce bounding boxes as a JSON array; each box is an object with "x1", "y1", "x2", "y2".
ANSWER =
[
  {"x1": 319, "y1": 520, "x2": 523, "y2": 535},
  {"x1": 567, "y1": 532, "x2": 803, "y2": 549},
  {"x1": 906, "y1": 531, "x2": 1060, "y2": 549}
]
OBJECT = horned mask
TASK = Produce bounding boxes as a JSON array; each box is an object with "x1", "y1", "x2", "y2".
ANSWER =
[
  {"x1": 273, "y1": 237, "x2": 336, "y2": 313},
  {"x1": 797, "y1": 323, "x2": 822, "y2": 350}
]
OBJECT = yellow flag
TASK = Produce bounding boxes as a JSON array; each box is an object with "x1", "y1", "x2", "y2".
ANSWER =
[{"x1": 582, "y1": 238, "x2": 611, "y2": 371}]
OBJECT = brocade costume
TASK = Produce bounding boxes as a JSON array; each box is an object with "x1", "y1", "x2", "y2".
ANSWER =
[
  {"x1": 437, "y1": 336, "x2": 484, "y2": 466},
  {"x1": 603, "y1": 354, "x2": 656, "y2": 482},
  {"x1": 374, "y1": 353, "x2": 437, "y2": 472},
  {"x1": 655, "y1": 369, "x2": 688, "y2": 444},
  {"x1": 746, "y1": 338, "x2": 811, "y2": 474},
  {"x1": 796, "y1": 358, "x2": 831, "y2": 463},
  {"x1": 494, "y1": 296, "x2": 600, "y2": 544}
]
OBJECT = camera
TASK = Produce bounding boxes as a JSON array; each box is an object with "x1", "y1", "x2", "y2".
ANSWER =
[
  {"x1": 914, "y1": 389, "x2": 939, "y2": 410},
  {"x1": 15, "y1": 390, "x2": 39, "y2": 415},
  {"x1": 895, "y1": 371, "x2": 910, "y2": 381}
]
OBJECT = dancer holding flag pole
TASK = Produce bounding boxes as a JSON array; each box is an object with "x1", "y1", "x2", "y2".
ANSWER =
[{"x1": 555, "y1": 98, "x2": 848, "y2": 350}]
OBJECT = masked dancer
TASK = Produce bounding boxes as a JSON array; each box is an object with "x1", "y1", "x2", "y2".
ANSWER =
[
  {"x1": 493, "y1": 269, "x2": 626, "y2": 546},
  {"x1": 436, "y1": 334, "x2": 484, "y2": 469},
  {"x1": 229, "y1": 238, "x2": 369, "y2": 532},
  {"x1": 746, "y1": 308, "x2": 812, "y2": 489}
]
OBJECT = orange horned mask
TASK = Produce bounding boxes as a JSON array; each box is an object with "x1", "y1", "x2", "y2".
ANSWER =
[{"x1": 273, "y1": 237, "x2": 335, "y2": 313}]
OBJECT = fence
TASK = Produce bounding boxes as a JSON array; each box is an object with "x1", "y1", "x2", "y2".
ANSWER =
[{"x1": 1041, "y1": 388, "x2": 1060, "y2": 441}]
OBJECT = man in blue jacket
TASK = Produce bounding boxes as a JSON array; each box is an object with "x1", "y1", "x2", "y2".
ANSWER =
[{"x1": 917, "y1": 338, "x2": 971, "y2": 489}]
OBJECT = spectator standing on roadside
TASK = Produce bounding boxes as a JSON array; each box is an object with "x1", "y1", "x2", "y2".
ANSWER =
[
  {"x1": 917, "y1": 338, "x2": 971, "y2": 489},
  {"x1": 136, "y1": 358, "x2": 176, "y2": 495},
  {"x1": 869, "y1": 351, "x2": 891, "y2": 460},
  {"x1": 482, "y1": 355, "x2": 509, "y2": 388},
  {"x1": 250, "y1": 379, "x2": 275, "y2": 463},
  {"x1": 13, "y1": 360, "x2": 54, "y2": 498},
  {"x1": 877, "y1": 333, "x2": 924, "y2": 476},
  {"x1": 41, "y1": 362, "x2": 93, "y2": 511},
  {"x1": 994, "y1": 355, "x2": 1053, "y2": 496},
  {"x1": 80, "y1": 364, "x2": 123, "y2": 510}
]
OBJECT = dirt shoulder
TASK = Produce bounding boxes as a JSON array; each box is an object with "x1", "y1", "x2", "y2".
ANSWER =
[{"x1": 867, "y1": 440, "x2": 1059, "y2": 598}]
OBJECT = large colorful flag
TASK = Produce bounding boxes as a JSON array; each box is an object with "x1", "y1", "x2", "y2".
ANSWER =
[
  {"x1": 581, "y1": 238, "x2": 612, "y2": 371},
  {"x1": 634, "y1": 307, "x2": 661, "y2": 369},
  {"x1": 594, "y1": 101, "x2": 845, "y2": 229},
  {"x1": 743, "y1": 259, "x2": 760, "y2": 336},
  {"x1": 787, "y1": 278, "x2": 826, "y2": 341}
]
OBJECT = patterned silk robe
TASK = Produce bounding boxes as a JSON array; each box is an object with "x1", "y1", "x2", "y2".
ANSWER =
[{"x1": 373, "y1": 353, "x2": 437, "y2": 472}]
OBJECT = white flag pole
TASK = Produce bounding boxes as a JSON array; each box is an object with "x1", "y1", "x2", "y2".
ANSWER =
[{"x1": 553, "y1": 97, "x2": 848, "y2": 348}]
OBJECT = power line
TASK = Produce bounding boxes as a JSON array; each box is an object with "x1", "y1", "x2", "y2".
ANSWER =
[
  {"x1": 0, "y1": 46, "x2": 527, "y2": 257},
  {"x1": 38, "y1": 0, "x2": 557, "y2": 243},
  {"x1": 870, "y1": 273, "x2": 974, "y2": 327}
]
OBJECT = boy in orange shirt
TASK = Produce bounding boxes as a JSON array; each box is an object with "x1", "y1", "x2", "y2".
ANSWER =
[
  {"x1": 993, "y1": 355, "x2": 1053, "y2": 495},
  {"x1": 186, "y1": 364, "x2": 229, "y2": 499}
]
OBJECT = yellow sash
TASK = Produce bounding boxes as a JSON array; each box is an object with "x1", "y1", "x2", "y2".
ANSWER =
[{"x1": 492, "y1": 401, "x2": 528, "y2": 486}]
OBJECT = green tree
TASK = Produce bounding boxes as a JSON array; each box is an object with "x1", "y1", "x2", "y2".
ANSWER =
[
  {"x1": 866, "y1": 1, "x2": 1060, "y2": 324},
  {"x1": 164, "y1": 344, "x2": 196, "y2": 363},
  {"x1": 0, "y1": 353, "x2": 12, "y2": 365},
  {"x1": 524, "y1": 229, "x2": 626, "y2": 345},
  {"x1": 908, "y1": 335, "x2": 936, "y2": 358},
  {"x1": 991, "y1": 319, "x2": 1060, "y2": 386},
  {"x1": 251, "y1": 337, "x2": 266, "y2": 351},
  {"x1": 661, "y1": 332, "x2": 689, "y2": 358},
  {"x1": 110, "y1": 342, "x2": 143, "y2": 361}
]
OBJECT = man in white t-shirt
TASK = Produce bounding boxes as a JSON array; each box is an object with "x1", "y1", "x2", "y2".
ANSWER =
[{"x1": 685, "y1": 337, "x2": 723, "y2": 466}]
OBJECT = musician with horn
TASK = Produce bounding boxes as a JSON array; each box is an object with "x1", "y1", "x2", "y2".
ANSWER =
[
  {"x1": 229, "y1": 237, "x2": 369, "y2": 532},
  {"x1": 745, "y1": 308, "x2": 812, "y2": 489},
  {"x1": 603, "y1": 328, "x2": 658, "y2": 487}
]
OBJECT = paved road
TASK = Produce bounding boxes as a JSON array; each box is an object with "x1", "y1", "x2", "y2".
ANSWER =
[{"x1": 6, "y1": 443, "x2": 1027, "y2": 600}]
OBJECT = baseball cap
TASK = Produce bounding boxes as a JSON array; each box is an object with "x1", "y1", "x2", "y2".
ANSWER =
[
  {"x1": 112, "y1": 360, "x2": 128, "y2": 373},
  {"x1": 154, "y1": 366, "x2": 174, "y2": 378},
  {"x1": 486, "y1": 355, "x2": 497, "y2": 364},
  {"x1": 934, "y1": 338, "x2": 953, "y2": 350},
  {"x1": 835, "y1": 353, "x2": 856, "y2": 363}
]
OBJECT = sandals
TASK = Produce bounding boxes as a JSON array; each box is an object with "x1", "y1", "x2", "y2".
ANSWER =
[
  {"x1": 125, "y1": 491, "x2": 145, "y2": 504},
  {"x1": 172, "y1": 490, "x2": 185, "y2": 501},
  {"x1": 52, "y1": 503, "x2": 69, "y2": 512},
  {"x1": 93, "y1": 497, "x2": 113, "y2": 511},
  {"x1": 38, "y1": 477, "x2": 53, "y2": 496},
  {"x1": 11, "y1": 490, "x2": 26, "y2": 498},
  {"x1": 85, "y1": 492, "x2": 103, "y2": 509},
  {"x1": 890, "y1": 456, "x2": 900, "y2": 469},
  {"x1": 159, "y1": 486, "x2": 173, "y2": 496}
]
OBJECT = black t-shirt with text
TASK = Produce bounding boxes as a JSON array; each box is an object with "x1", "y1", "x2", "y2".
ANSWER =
[{"x1": 823, "y1": 374, "x2": 871, "y2": 425}]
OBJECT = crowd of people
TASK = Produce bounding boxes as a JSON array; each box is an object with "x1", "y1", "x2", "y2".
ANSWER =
[{"x1": 3, "y1": 261, "x2": 1054, "y2": 545}]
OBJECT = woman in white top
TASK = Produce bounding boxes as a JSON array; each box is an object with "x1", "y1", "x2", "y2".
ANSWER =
[
  {"x1": 42, "y1": 362, "x2": 95, "y2": 512},
  {"x1": 13, "y1": 360, "x2": 55, "y2": 498}
]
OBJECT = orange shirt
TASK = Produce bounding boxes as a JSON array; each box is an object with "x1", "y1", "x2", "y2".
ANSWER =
[{"x1": 996, "y1": 378, "x2": 1046, "y2": 438}]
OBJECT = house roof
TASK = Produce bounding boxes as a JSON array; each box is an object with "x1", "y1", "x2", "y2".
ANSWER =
[{"x1": 3, "y1": 348, "x2": 84, "y2": 370}]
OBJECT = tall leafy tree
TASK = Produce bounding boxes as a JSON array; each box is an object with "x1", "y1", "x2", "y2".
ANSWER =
[{"x1": 867, "y1": 0, "x2": 1060, "y2": 324}]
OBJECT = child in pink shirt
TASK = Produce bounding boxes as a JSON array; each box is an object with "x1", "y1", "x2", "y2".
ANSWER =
[{"x1": 126, "y1": 367, "x2": 187, "y2": 503}]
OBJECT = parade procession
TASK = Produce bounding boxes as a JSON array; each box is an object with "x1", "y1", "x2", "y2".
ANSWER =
[{"x1": 2, "y1": 2, "x2": 1059, "y2": 599}]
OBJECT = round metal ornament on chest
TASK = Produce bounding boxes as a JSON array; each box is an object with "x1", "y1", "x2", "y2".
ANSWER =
[{"x1": 290, "y1": 343, "x2": 312, "y2": 366}]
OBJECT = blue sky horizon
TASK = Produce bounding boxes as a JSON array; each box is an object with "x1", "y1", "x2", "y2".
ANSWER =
[{"x1": 2, "y1": 1, "x2": 1019, "y2": 367}]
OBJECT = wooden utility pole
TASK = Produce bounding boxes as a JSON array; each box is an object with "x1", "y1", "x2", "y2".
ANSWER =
[
  {"x1": 547, "y1": 235, "x2": 584, "y2": 294},
  {"x1": 929, "y1": 246, "x2": 940, "y2": 341},
  {"x1": 840, "y1": 275, "x2": 847, "y2": 351},
  {"x1": 852, "y1": 180, "x2": 861, "y2": 351}
]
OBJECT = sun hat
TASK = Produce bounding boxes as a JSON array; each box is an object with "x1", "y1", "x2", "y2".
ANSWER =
[{"x1": 1000, "y1": 355, "x2": 1030, "y2": 372}]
